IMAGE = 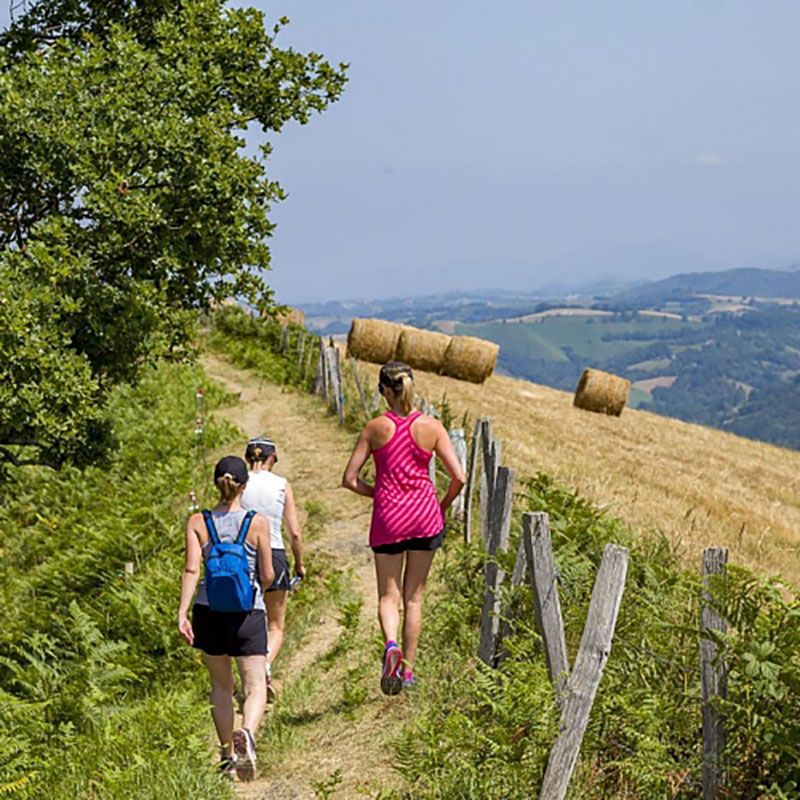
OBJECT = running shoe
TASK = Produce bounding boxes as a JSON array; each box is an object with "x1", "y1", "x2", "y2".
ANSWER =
[
  {"x1": 266, "y1": 672, "x2": 277, "y2": 704},
  {"x1": 402, "y1": 669, "x2": 416, "y2": 689},
  {"x1": 380, "y1": 642, "x2": 403, "y2": 696},
  {"x1": 232, "y1": 728, "x2": 257, "y2": 782}
]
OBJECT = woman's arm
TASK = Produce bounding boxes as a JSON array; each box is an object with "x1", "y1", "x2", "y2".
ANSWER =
[
  {"x1": 178, "y1": 514, "x2": 203, "y2": 645},
  {"x1": 341, "y1": 428, "x2": 375, "y2": 497},
  {"x1": 434, "y1": 422, "x2": 467, "y2": 514},
  {"x1": 254, "y1": 515, "x2": 275, "y2": 593},
  {"x1": 283, "y1": 482, "x2": 305, "y2": 578}
]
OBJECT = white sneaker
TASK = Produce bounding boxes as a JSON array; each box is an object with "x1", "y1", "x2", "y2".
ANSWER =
[{"x1": 232, "y1": 728, "x2": 256, "y2": 782}]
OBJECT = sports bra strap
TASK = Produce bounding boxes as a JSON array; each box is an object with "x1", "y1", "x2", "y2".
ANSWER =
[
  {"x1": 235, "y1": 509, "x2": 257, "y2": 545},
  {"x1": 202, "y1": 509, "x2": 220, "y2": 545}
]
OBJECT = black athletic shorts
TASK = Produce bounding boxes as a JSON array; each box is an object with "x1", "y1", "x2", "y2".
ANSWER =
[
  {"x1": 191, "y1": 604, "x2": 268, "y2": 657},
  {"x1": 267, "y1": 548, "x2": 291, "y2": 592},
  {"x1": 371, "y1": 529, "x2": 445, "y2": 555}
]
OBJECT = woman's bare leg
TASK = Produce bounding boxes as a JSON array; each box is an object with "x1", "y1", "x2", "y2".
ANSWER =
[
  {"x1": 401, "y1": 550, "x2": 436, "y2": 668},
  {"x1": 374, "y1": 552, "x2": 404, "y2": 644},
  {"x1": 236, "y1": 655, "x2": 267, "y2": 734},
  {"x1": 203, "y1": 654, "x2": 235, "y2": 754},
  {"x1": 264, "y1": 591, "x2": 287, "y2": 667}
]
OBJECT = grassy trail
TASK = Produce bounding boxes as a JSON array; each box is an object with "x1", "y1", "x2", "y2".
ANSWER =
[{"x1": 201, "y1": 353, "x2": 410, "y2": 799}]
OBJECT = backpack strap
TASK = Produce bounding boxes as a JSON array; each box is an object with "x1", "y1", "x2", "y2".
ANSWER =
[
  {"x1": 235, "y1": 510, "x2": 257, "y2": 546},
  {"x1": 202, "y1": 510, "x2": 221, "y2": 546}
]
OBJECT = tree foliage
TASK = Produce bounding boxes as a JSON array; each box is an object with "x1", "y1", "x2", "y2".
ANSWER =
[{"x1": 0, "y1": 0, "x2": 346, "y2": 468}]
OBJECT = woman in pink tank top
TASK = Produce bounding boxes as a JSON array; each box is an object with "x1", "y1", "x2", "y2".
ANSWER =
[{"x1": 342, "y1": 361, "x2": 466, "y2": 695}]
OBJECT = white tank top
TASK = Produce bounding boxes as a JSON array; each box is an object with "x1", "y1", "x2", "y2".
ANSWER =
[{"x1": 242, "y1": 471, "x2": 286, "y2": 550}]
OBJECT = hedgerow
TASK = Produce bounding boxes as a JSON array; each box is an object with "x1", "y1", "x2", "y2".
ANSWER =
[{"x1": 0, "y1": 364, "x2": 238, "y2": 799}]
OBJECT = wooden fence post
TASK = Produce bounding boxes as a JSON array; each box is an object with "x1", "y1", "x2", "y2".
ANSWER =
[
  {"x1": 314, "y1": 339, "x2": 328, "y2": 399},
  {"x1": 539, "y1": 543, "x2": 629, "y2": 800},
  {"x1": 480, "y1": 420, "x2": 501, "y2": 548},
  {"x1": 524, "y1": 512, "x2": 569, "y2": 693},
  {"x1": 350, "y1": 356, "x2": 371, "y2": 418},
  {"x1": 421, "y1": 400, "x2": 437, "y2": 483},
  {"x1": 701, "y1": 547, "x2": 728, "y2": 800},
  {"x1": 448, "y1": 428, "x2": 468, "y2": 521},
  {"x1": 463, "y1": 417, "x2": 484, "y2": 544},
  {"x1": 326, "y1": 346, "x2": 345, "y2": 424},
  {"x1": 280, "y1": 323, "x2": 289, "y2": 353},
  {"x1": 477, "y1": 465, "x2": 515, "y2": 666},
  {"x1": 297, "y1": 331, "x2": 306, "y2": 369}
]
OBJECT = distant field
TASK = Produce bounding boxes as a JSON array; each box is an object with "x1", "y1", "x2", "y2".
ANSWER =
[{"x1": 456, "y1": 315, "x2": 703, "y2": 394}]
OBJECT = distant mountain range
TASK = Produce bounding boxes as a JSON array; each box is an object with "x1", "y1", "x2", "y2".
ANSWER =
[
  {"x1": 610, "y1": 267, "x2": 800, "y2": 307},
  {"x1": 298, "y1": 266, "x2": 800, "y2": 333}
]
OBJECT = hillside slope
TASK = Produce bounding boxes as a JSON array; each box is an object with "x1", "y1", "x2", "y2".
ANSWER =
[{"x1": 355, "y1": 360, "x2": 800, "y2": 581}]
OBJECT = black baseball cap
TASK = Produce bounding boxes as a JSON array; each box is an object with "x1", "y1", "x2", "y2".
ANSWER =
[
  {"x1": 213, "y1": 455, "x2": 249, "y2": 484},
  {"x1": 245, "y1": 436, "x2": 278, "y2": 463}
]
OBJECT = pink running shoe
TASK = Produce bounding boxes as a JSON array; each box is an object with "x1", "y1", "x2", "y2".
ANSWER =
[
  {"x1": 380, "y1": 641, "x2": 403, "y2": 695},
  {"x1": 402, "y1": 669, "x2": 416, "y2": 689}
]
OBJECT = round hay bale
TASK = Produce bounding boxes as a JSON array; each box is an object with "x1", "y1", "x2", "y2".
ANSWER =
[
  {"x1": 440, "y1": 335, "x2": 499, "y2": 384},
  {"x1": 346, "y1": 318, "x2": 404, "y2": 365},
  {"x1": 573, "y1": 368, "x2": 630, "y2": 416},
  {"x1": 396, "y1": 327, "x2": 452, "y2": 374}
]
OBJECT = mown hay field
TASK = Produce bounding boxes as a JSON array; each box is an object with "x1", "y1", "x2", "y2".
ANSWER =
[{"x1": 355, "y1": 358, "x2": 800, "y2": 582}]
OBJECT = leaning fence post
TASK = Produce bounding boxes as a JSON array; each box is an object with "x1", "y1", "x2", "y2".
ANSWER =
[
  {"x1": 701, "y1": 547, "x2": 728, "y2": 800},
  {"x1": 524, "y1": 512, "x2": 569, "y2": 694},
  {"x1": 477, "y1": 465, "x2": 515, "y2": 666},
  {"x1": 448, "y1": 428, "x2": 468, "y2": 521},
  {"x1": 463, "y1": 417, "x2": 484, "y2": 544},
  {"x1": 539, "y1": 543, "x2": 629, "y2": 800},
  {"x1": 296, "y1": 330, "x2": 306, "y2": 369}
]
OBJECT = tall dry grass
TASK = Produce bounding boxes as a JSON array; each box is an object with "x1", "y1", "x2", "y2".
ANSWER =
[{"x1": 356, "y1": 359, "x2": 800, "y2": 582}]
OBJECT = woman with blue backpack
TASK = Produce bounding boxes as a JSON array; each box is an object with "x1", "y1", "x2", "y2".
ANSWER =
[{"x1": 178, "y1": 455, "x2": 274, "y2": 781}]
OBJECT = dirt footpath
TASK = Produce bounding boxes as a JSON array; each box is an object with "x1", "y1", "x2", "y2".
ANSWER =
[{"x1": 202, "y1": 354, "x2": 410, "y2": 799}]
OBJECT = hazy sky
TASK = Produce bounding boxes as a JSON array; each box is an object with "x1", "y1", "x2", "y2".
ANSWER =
[{"x1": 5, "y1": 2, "x2": 800, "y2": 302}]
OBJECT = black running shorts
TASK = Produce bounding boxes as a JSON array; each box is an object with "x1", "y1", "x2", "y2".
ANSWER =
[
  {"x1": 371, "y1": 529, "x2": 445, "y2": 555},
  {"x1": 191, "y1": 604, "x2": 268, "y2": 657},
  {"x1": 267, "y1": 548, "x2": 291, "y2": 592}
]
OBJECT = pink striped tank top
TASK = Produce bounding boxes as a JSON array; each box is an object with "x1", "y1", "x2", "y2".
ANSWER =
[{"x1": 369, "y1": 410, "x2": 444, "y2": 548}]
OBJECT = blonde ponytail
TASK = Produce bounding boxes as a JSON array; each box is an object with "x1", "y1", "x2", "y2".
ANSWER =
[
  {"x1": 379, "y1": 361, "x2": 416, "y2": 416},
  {"x1": 398, "y1": 373, "x2": 414, "y2": 416}
]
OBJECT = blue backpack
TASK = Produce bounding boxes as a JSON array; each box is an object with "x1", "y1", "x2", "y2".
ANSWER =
[{"x1": 202, "y1": 510, "x2": 257, "y2": 612}]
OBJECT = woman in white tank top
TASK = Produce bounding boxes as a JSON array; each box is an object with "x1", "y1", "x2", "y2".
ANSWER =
[{"x1": 241, "y1": 437, "x2": 305, "y2": 700}]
